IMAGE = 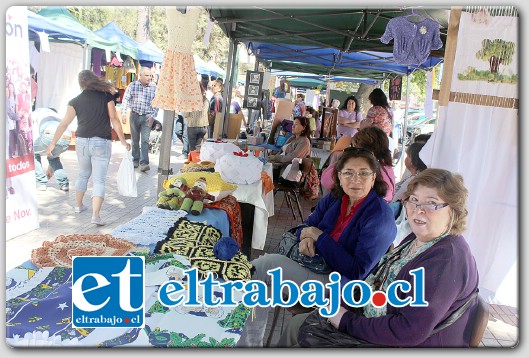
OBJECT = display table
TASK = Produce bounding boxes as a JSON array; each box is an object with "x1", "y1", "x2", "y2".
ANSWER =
[{"x1": 6, "y1": 208, "x2": 251, "y2": 347}]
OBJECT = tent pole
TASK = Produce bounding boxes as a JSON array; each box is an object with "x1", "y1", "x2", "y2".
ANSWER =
[
  {"x1": 221, "y1": 39, "x2": 237, "y2": 138},
  {"x1": 157, "y1": 109, "x2": 176, "y2": 194},
  {"x1": 83, "y1": 44, "x2": 91, "y2": 70},
  {"x1": 399, "y1": 68, "x2": 412, "y2": 179}
]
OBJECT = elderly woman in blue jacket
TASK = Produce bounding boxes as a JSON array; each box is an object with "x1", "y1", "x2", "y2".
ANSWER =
[{"x1": 238, "y1": 147, "x2": 396, "y2": 347}]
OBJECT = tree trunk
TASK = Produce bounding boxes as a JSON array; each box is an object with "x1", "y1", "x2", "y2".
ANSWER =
[
  {"x1": 136, "y1": 6, "x2": 151, "y2": 42},
  {"x1": 489, "y1": 55, "x2": 502, "y2": 73},
  {"x1": 356, "y1": 83, "x2": 376, "y2": 118}
]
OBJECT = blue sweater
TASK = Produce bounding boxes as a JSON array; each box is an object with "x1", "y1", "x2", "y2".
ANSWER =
[{"x1": 301, "y1": 190, "x2": 396, "y2": 280}]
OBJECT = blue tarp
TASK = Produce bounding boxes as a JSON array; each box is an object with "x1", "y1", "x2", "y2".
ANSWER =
[
  {"x1": 94, "y1": 22, "x2": 163, "y2": 63},
  {"x1": 249, "y1": 42, "x2": 443, "y2": 80}
]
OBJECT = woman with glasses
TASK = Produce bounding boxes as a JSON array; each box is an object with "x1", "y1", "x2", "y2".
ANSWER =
[
  {"x1": 337, "y1": 95, "x2": 363, "y2": 138},
  {"x1": 280, "y1": 168, "x2": 479, "y2": 348},
  {"x1": 238, "y1": 147, "x2": 396, "y2": 347},
  {"x1": 321, "y1": 127, "x2": 395, "y2": 201}
]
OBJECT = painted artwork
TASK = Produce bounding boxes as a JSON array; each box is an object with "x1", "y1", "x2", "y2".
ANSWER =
[{"x1": 452, "y1": 11, "x2": 517, "y2": 97}]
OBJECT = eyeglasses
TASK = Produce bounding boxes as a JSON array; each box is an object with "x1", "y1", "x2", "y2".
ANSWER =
[
  {"x1": 404, "y1": 200, "x2": 449, "y2": 213},
  {"x1": 339, "y1": 170, "x2": 374, "y2": 180}
]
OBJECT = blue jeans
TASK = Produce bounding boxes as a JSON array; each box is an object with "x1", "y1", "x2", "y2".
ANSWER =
[
  {"x1": 175, "y1": 116, "x2": 189, "y2": 155},
  {"x1": 187, "y1": 126, "x2": 207, "y2": 152},
  {"x1": 33, "y1": 133, "x2": 70, "y2": 186},
  {"x1": 130, "y1": 112, "x2": 152, "y2": 165},
  {"x1": 75, "y1": 137, "x2": 111, "y2": 198}
]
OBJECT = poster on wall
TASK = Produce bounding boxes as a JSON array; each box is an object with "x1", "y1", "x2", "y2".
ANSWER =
[
  {"x1": 389, "y1": 76, "x2": 402, "y2": 101},
  {"x1": 243, "y1": 71, "x2": 263, "y2": 109},
  {"x1": 5, "y1": 6, "x2": 40, "y2": 240}
]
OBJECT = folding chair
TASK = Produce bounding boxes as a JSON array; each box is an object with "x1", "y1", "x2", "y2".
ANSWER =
[{"x1": 273, "y1": 158, "x2": 313, "y2": 222}]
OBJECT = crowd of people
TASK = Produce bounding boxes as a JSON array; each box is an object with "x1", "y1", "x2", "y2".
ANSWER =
[{"x1": 24, "y1": 65, "x2": 480, "y2": 348}]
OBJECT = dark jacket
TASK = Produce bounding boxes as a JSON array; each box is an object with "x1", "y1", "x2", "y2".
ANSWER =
[
  {"x1": 339, "y1": 234, "x2": 479, "y2": 347},
  {"x1": 304, "y1": 190, "x2": 396, "y2": 280}
]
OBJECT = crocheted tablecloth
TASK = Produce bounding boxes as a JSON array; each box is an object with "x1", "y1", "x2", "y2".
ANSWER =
[{"x1": 30, "y1": 234, "x2": 136, "y2": 268}]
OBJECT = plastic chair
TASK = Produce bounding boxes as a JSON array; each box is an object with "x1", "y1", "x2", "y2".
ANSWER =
[
  {"x1": 273, "y1": 158, "x2": 313, "y2": 222},
  {"x1": 469, "y1": 295, "x2": 490, "y2": 347}
]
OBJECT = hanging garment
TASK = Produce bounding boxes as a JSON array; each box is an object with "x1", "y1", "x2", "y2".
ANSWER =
[
  {"x1": 152, "y1": 7, "x2": 203, "y2": 112},
  {"x1": 381, "y1": 16, "x2": 443, "y2": 65}
]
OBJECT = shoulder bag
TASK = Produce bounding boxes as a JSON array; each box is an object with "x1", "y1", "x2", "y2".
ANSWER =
[
  {"x1": 277, "y1": 226, "x2": 332, "y2": 275},
  {"x1": 298, "y1": 291, "x2": 479, "y2": 347}
]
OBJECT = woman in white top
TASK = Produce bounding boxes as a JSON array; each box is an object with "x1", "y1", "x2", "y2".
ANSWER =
[{"x1": 336, "y1": 96, "x2": 363, "y2": 138}]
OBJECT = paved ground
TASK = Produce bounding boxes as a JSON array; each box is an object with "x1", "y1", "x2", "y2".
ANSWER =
[{"x1": 4, "y1": 141, "x2": 518, "y2": 348}]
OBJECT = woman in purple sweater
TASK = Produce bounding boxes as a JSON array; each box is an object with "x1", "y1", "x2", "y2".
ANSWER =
[{"x1": 279, "y1": 168, "x2": 479, "y2": 347}]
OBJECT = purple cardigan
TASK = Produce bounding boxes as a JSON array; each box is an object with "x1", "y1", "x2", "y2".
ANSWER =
[
  {"x1": 302, "y1": 190, "x2": 396, "y2": 280},
  {"x1": 338, "y1": 234, "x2": 479, "y2": 347}
]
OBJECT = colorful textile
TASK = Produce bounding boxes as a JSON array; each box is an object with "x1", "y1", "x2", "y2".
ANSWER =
[
  {"x1": 261, "y1": 171, "x2": 274, "y2": 195},
  {"x1": 6, "y1": 254, "x2": 249, "y2": 347},
  {"x1": 204, "y1": 195, "x2": 243, "y2": 247},
  {"x1": 155, "y1": 217, "x2": 223, "y2": 252},
  {"x1": 179, "y1": 161, "x2": 216, "y2": 173},
  {"x1": 30, "y1": 234, "x2": 136, "y2": 268},
  {"x1": 154, "y1": 218, "x2": 251, "y2": 281}
]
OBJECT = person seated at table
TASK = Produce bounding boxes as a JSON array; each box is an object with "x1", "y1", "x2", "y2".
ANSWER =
[
  {"x1": 268, "y1": 116, "x2": 312, "y2": 181},
  {"x1": 279, "y1": 168, "x2": 478, "y2": 348},
  {"x1": 237, "y1": 148, "x2": 396, "y2": 347},
  {"x1": 321, "y1": 126, "x2": 395, "y2": 201},
  {"x1": 336, "y1": 95, "x2": 363, "y2": 138}
]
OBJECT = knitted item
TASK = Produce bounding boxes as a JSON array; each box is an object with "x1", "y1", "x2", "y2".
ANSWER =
[
  {"x1": 31, "y1": 234, "x2": 136, "y2": 268},
  {"x1": 154, "y1": 218, "x2": 252, "y2": 281},
  {"x1": 204, "y1": 195, "x2": 243, "y2": 246},
  {"x1": 179, "y1": 161, "x2": 216, "y2": 173},
  {"x1": 111, "y1": 208, "x2": 187, "y2": 245},
  {"x1": 164, "y1": 172, "x2": 237, "y2": 196},
  {"x1": 214, "y1": 237, "x2": 239, "y2": 261}
]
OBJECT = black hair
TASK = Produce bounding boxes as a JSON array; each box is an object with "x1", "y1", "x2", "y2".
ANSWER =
[{"x1": 331, "y1": 147, "x2": 388, "y2": 198}]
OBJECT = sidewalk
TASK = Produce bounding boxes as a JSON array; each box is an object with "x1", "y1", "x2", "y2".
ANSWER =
[{"x1": 4, "y1": 141, "x2": 518, "y2": 348}]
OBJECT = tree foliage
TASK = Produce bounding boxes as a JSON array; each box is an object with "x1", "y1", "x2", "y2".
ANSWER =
[{"x1": 476, "y1": 39, "x2": 515, "y2": 65}]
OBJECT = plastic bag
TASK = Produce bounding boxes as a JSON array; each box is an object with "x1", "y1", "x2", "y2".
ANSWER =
[
  {"x1": 280, "y1": 158, "x2": 302, "y2": 182},
  {"x1": 117, "y1": 151, "x2": 137, "y2": 197}
]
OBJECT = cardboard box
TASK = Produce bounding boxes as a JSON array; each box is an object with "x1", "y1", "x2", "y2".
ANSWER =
[{"x1": 247, "y1": 135, "x2": 264, "y2": 145}]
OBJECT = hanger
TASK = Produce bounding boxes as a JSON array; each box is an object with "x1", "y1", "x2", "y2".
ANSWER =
[{"x1": 406, "y1": 8, "x2": 425, "y2": 23}]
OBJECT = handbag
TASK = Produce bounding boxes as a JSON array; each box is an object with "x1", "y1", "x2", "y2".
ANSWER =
[
  {"x1": 298, "y1": 310, "x2": 379, "y2": 348},
  {"x1": 117, "y1": 151, "x2": 137, "y2": 197},
  {"x1": 280, "y1": 158, "x2": 302, "y2": 182},
  {"x1": 297, "y1": 289, "x2": 480, "y2": 347},
  {"x1": 277, "y1": 226, "x2": 332, "y2": 274}
]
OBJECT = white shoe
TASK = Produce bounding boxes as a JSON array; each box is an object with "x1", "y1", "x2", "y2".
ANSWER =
[
  {"x1": 91, "y1": 216, "x2": 105, "y2": 226},
  {"x1": 74, "y1": 205, "x2": 88, "y2": 213}
]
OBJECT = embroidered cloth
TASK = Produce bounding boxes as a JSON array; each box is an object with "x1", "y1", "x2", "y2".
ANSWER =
[
  {"x1": 204, "y1": 195, "x2": 243, "y2": 246},
  {"x1": 6, "y1": 254, "x2": 250, "y2": 347},
  {"x1": 381, "y1": 16, "x2": 443, "y2": 65},
  {"x1": 30, "y1": 234, "x2": 136, "y2": 268}
]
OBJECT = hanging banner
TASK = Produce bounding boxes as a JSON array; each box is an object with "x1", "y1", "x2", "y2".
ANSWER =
[
  {"x1": 5, "y1": 6, "x2": 40, "y2": 240},
  {"x1": 389, "y1": 76, "x2": 402, "y2": 101}
]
